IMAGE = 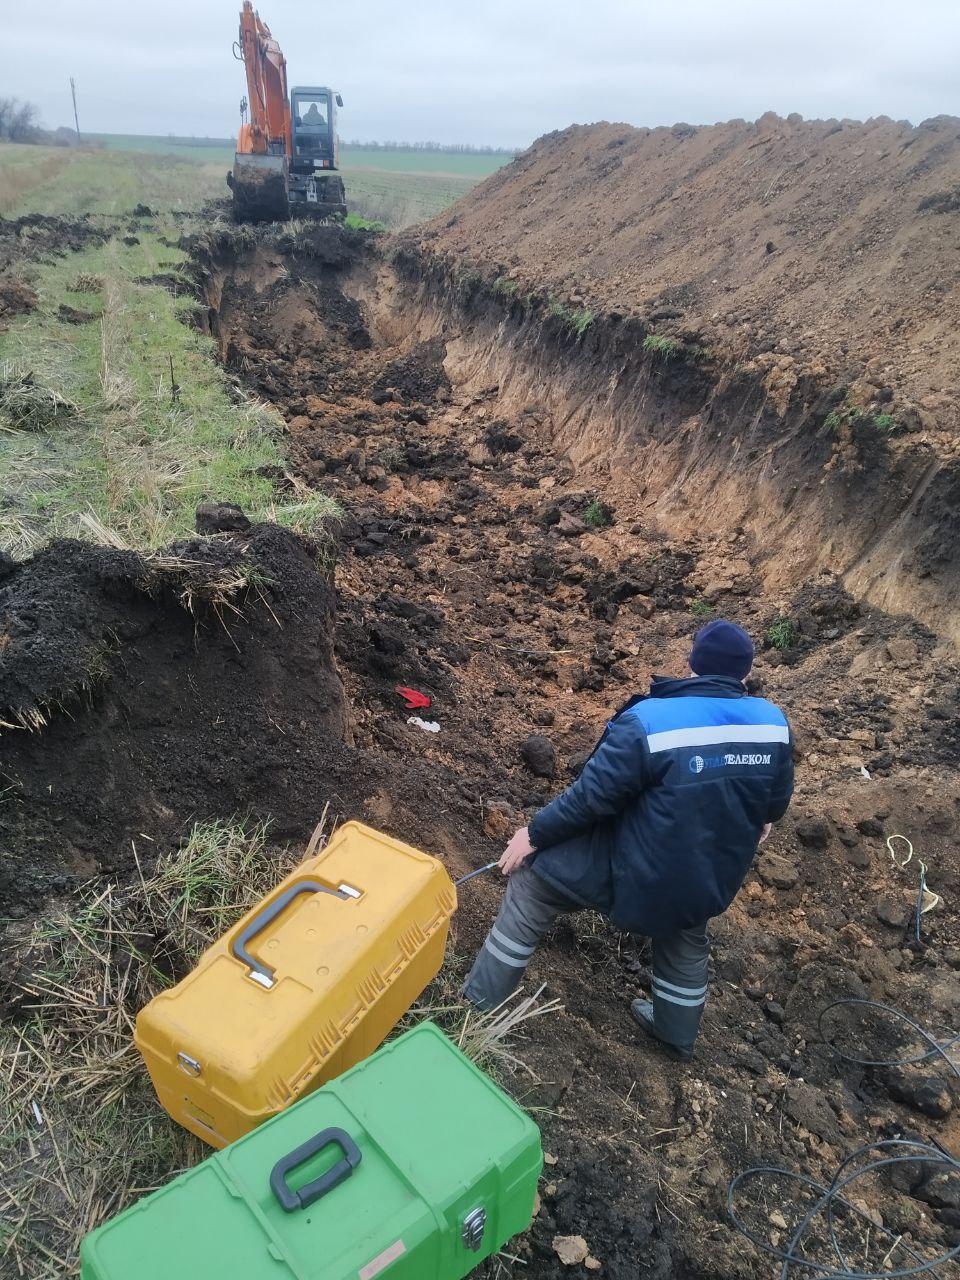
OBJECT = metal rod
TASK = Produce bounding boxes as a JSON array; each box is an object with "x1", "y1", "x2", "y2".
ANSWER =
[{"x1": 455, "y1": 860, "x2": 499, "y2": 887}]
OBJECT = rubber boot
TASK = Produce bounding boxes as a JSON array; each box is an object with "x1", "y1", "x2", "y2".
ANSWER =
[{"x1": 630, "y1": 998, "x2": 694, "y2": 1062}]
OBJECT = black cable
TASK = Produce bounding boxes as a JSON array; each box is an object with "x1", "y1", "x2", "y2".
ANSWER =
[
  {"x1": 728, "y1": 1139, "x2": 960, "y2": 1278},
  {"x1": 728, "y1": 1003, "x2": 960, "y2": 1277},
  {"x1": 818, "y1": 999, "x2": 960, "y2": 1079}
]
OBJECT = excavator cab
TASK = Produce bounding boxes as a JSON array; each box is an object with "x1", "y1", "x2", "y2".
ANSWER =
[{"x1": 288, "y1": 86, "x2": 347, "y2": 216}]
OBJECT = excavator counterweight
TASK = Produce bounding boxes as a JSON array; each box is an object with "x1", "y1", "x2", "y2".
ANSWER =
[{"x1": 229, "y1": 3, "x2": 345, "y2": 222}]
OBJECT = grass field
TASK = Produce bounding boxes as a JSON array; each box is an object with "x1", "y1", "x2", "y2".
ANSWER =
[
  {"x1": 88, "y1": 132, "x2": 234, "y2": 162},
  {"x1": 83, "y1": 133, "x2": 513, "y2": 225},
  {"x1": 88, "y1": 133, "x2": 512, "y2": 178},
  {"x1": 0, "y1": 136, "x2": 506, "y2": 226},
  {"x1": 0, "y1": 142, "x2": 227, "y2": 217},
  {"x1": 0, "y1": 224, "x2": 343, "y2": 555}
]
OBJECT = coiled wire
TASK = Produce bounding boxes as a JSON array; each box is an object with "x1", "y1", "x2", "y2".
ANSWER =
[
  {"x1": 728, "y1": 1000, "x2": 959, "y2": 1278},
  {"x1": 818, "y1": 999, "x2": 960, "y2": 1079}
]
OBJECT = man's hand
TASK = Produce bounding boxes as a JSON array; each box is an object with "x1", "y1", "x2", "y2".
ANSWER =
[
  {"x1": 759, "y1": 822, "x2": 772, "y2": 845},
  {"x1": 499, "y1": 826, "x2": 535, "y2": 876}
]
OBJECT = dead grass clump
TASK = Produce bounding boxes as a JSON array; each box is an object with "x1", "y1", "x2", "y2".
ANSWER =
[
  {"x1": 0, "y1": 360, "x2": 79, "y2": 432},
  {"x1": 70, "y1": 272, "x2": 104, "y2": 294},
  {"x1": 455, "y1": 987, "x2": 563, "y2": 1075},
  {"x1": 189, "y1": 221, "x2": 258, "y2": 263},
  {"x1": 0, "y1": 817, "x2": 302, "y2": 1278},
  {"x1": 69, "y1": 513, "x2": 272, "y2": 615},
  {"x1": 405, "y1": 977, "x2": 562, "y2": 1081},
  {"x1": 139, "y1": 551, "x2": 271, "y2": 616}
]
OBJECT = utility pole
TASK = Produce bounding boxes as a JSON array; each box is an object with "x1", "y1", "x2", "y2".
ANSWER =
[{"x1": 70, "y1": 77, "x2": 81, "y2": 144}]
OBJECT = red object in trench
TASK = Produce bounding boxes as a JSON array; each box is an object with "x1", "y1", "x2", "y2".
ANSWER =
[{"x1": 395, "y1": 685, "x2": 432, "y2": 711}]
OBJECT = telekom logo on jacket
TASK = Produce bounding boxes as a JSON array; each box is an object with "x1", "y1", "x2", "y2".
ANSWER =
[{"x1": 689, "y1": 751, "x2": 773, "y2": 773}]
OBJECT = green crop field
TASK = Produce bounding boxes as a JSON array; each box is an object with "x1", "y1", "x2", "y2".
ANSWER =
[
  {"x1": 89, "y1": 133, "x2": 513, "y2": 179},
  {"x1": 340, "y1": 147, "x2": 511, "y2": 177},
  {"x1": 1, "y1": 134, "x2": 512, "y2": 227},
  {"x1": 89, "y1": 132, "x2": 235, "y2": 164}
]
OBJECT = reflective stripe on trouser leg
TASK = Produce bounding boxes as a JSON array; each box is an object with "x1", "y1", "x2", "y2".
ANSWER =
[
  {"x1": 462, "y1": 864, "x2": 578, "y2": 1012},
  {"x1": 651, "y1": 926, "x2": 710, "y2": 1051}
]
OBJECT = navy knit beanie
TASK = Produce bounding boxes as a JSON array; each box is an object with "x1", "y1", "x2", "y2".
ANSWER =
[{"x1": 689, "y1": 619, "x2": 754, "y2": 680}]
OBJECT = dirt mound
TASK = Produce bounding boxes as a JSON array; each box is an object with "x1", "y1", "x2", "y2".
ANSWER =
[
  {"x1": 392, "y1": 121, "x2": 960, "y2": 642},
  {"x1": 0, "y1": 523, "x2": 350, "y2": 916},
  {"x1": 0, "y1": 275, "x2": 38, "y2": 329},
  {"x1": 418, "y1": 113, "x2": 960, "y2": 428},
  {"x1": 0, "y1": 212, "x2": 112, "y2": 272}
]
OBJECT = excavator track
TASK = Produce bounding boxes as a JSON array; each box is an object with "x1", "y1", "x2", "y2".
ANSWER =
[{"x1": 288, "y1": 174, "x2": 347, "y2": 219}]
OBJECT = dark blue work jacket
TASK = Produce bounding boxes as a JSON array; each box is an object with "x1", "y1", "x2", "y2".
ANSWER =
[{"x1": 528, "y1": 675, "x2": 794, "y2": 934}]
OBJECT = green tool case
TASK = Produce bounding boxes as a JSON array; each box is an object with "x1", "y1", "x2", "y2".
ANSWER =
[{"x1": 81, "y1": 1022, "x2": 542, "y2": 1280}]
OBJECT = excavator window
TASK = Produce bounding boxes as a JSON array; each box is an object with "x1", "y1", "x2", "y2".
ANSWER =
[{"x1": 295, "y1": 97, "x2": 328, "y2": 126}]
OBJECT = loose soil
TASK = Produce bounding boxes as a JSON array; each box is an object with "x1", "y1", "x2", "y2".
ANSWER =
[
  {"x1": 0, "y1": 211, "x2": 113, "y2": 272},
  {"x1": 0, "y1": 274, "x2": 37, "y2": 329},
  {"x1": 2, "y1": 153, "x2": 959, "y2": 1279},
  {"x1": 0, "y1": 523, "x2": 483, "y2": 930},
  {"x1": 418, "y1": 114, "x2": 960, "y2": 429}
]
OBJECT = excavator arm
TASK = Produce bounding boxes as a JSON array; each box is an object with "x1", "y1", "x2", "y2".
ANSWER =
[
  {"x1": 236, "y1": 1, "x2": 290, "y2": 157},
  {"x1": 229, "y1": 1, "x2": 291, "y2": 220}
]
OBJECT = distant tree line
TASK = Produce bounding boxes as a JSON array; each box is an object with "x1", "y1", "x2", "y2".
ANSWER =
[
  {"x1": 0, "y1": 98, "x2": 42, "y2": 142},
  {"x1": 344, "y1": 139, "x2": 518, "y2": 155},
  {"x1": 0, "y1": 97, "x2": 95, "y2": 148}
]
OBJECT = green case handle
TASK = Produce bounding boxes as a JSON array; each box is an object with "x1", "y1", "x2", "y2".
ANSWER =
[
  {"x1": 232, "y1": 881, "x2": 347, "y2": 987},
  {"x1": 270, "y1": 1127, "x2": 362, "y2": 1213}
]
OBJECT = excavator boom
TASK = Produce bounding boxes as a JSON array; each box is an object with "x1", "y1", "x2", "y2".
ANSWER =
[
  {"x1": 238, "y1": 1, "x2": 289, "y2": 155},
  {"x1": 230, "y1": 1, "x2": 291, "y2": 221}
]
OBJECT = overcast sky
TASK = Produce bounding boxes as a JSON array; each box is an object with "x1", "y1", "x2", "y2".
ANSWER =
[{"x1": 4, "y1": 1, "x2": 959, "y2": 148}]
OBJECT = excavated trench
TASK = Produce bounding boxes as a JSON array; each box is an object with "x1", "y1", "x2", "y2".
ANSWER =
[
  {"x1": 385, "y1": 245, "x2": 960, "y2": 643},
  {"x1": 184, "y1": 224, "x2": 960, "y2": 1280}
]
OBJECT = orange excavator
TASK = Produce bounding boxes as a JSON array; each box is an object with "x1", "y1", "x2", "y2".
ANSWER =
[{"x1": 228, "y1": 1, "x2": 346, "y2": 222}]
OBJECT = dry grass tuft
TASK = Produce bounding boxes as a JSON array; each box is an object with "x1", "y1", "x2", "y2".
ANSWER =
[
  {"x1": 74, "y1": 510, "x2": 129, "y2": 549},
  {"x1": 454, "y1": 986, "x2": 563, "y2": 1075},
  {"x1": 405, "y1": 976, "x2": 562, "y2": 1081},
  {"x1": 69, "y1": 273, "x2": 104, "y2": 295},
  {"x1": 0, "y1": 360, "x2": 79, "y2": 433},
  {"x1": 0, "y1": 817, "x2": 304, "y2": 1278}
]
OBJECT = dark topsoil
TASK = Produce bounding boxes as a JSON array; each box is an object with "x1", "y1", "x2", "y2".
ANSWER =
[
  {"x1": 0, "y1": 212, "x2": 113, "y2": 273},
  {"x1": 2, "y1": 221, "x2": 959, "y2": 1279},
  {"x1": 0, "y1": 521, "x2": 484, "y2": 924},
  {"x1": 0, "y1": 275, "x2": 38, "y2": 328}
]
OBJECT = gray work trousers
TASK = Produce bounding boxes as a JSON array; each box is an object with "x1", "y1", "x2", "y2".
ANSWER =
[{"x1": 462, "y1": 864, "x2": 711, "y2": 1052}]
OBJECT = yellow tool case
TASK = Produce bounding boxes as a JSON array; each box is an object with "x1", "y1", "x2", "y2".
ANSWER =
[{"x1": 135, "y1": 821, "x2": 456, "y2": 1148}]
